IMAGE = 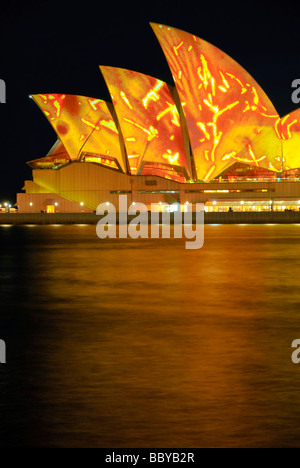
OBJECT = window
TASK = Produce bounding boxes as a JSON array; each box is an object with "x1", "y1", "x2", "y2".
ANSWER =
[
  {"x1": 138, "y1": 190, "x2": 180, "y2": 194},
  {"x1": 110, "y1": 190, "x2": 132, "y2": 194},
  {"x1": 145, "y1": 180, "x2": 157, "y2": 186}
]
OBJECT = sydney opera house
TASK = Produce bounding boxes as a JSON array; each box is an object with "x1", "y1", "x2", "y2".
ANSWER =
[{"x1": 17, "y1": 23, "x2": 300, "y2": 213}]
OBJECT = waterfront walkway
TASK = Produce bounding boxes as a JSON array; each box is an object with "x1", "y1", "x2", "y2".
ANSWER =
[{"x1": 1, "y1": 212, "x2": 300, "y2": 225}]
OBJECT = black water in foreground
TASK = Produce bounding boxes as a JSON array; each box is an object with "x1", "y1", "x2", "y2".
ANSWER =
[{"x1": 0, "y1": 224, "x2": 300, "y2": 448}]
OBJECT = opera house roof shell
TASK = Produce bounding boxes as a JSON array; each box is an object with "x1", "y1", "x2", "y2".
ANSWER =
[{"x1": 29, "y1": 23, "x2": 300, "y2": 183}]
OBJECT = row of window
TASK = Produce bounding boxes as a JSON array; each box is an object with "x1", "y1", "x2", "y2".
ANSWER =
[
  {"x1": 110, "y1": 189, "x2": 275, "y2": 194},
  {"x1": 206, "y1": 205, "x2": 300, "y2": 212}
]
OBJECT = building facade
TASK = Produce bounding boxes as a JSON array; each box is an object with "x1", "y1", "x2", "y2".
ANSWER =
[{"x1": 17, "y1": 23, "x2": 300, "y2": 213}]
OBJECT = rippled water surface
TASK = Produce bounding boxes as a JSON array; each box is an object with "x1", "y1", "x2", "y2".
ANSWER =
[{"x1": 0, "y1": 224, "x2": 300, "y2": 447}]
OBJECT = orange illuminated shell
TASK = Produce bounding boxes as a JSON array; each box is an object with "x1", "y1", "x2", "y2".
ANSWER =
[
  {"x1": 280, "y1": 110, "x2": 300, "y2": 171},
  {"x1": 100, "y1": 66, "x2": 191, "y2": 180},
  {"x1": 150, "y1": 23, "x2": 284, "y2": 180},
  {"x1": 32, "y1": 94, "x2": 126, "y2": 172}
]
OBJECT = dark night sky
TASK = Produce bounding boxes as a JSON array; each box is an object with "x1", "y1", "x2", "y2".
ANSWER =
[{"x1": 1, "y1": 0, "x2": 300, "y2": 202}]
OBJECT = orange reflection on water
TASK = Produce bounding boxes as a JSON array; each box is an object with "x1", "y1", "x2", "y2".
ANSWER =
[{"x1": 1, "y1": 225, "x2": 299, "y2": 447}]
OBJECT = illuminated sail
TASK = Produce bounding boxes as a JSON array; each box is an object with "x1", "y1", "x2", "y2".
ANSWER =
[
  {"x1": 151, "y1": 23, "x2": 283, "y2": 181},
  {"x1": 32, "y1": 94, "x2": 126, "y2": 172},
  {"x1": 279, "y1": 109, "x2": 300, "y2": 171},
  {"x1": 100, "y1": 66, "x2": 191, "y2": 181}
]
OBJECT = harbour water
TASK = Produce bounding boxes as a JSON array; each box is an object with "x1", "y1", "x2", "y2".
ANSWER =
[{"x1": 0, "y1": 224, "x2": 300, "y2": 447}]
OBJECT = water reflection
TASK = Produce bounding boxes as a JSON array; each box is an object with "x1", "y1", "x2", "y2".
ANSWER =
[{"x1": 0, "y1": 224, "x2": 300, "y2": 447}]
